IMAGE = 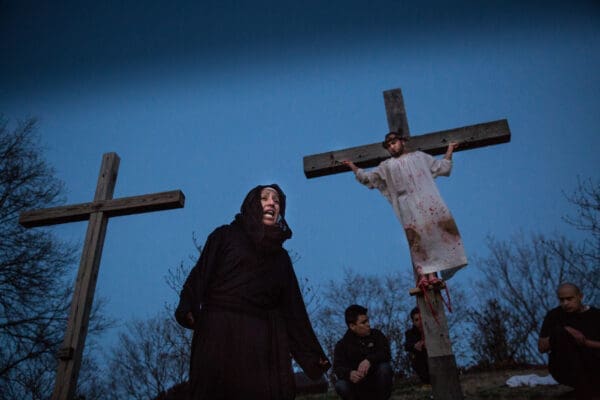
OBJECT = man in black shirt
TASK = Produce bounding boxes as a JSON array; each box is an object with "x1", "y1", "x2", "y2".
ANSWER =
[
  {"x1": 539, "y1": 283, "x2": 600, "y2": 399},
  {"x1": 404, "y1": 307, "x2": 429, "y2": 383},
  {"x1": 333, "y1": 304, "x2": 393, "y2": 400}
]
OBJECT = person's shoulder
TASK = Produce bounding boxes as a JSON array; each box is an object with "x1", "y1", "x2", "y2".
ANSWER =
[
  {"x1": 405, "y1": 325, "x2": 418, "y2": 335},
  {"x1": 545, "y1": 306, "x2": 562, "y2": 316},
  {"x1": 206, "y1": 224, "x2": 240, "y2": 242},
  {"x1": 585, "y1": 306, "x2": 600, "y2": 316},
  {"x1": 371, "y1": 328, "x2": 389, "y2": 340},
  {"x1": 542, "y1": 306, "x2": 564, "y2": 323},
  {"x1": 334, "y1": 335, "x2": 348, "y2": 350},
  {"x1": 379, "y1": 158, "x2": 394, "y2": 167},
  {"x1": 209, "y1": 224, "x2": 232, "y2": 237}
]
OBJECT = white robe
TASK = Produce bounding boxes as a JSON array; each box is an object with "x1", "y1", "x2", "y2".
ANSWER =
[{"x1": 355, "y1": 151, "x2": 467, "y2": 280}]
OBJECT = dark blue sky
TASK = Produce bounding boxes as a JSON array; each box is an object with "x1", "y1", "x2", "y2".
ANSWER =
[
  {"x1": 1, "y1": 0, "x2": 599, "y2": 349},
  {"x1": 4, "y1": 1, "x2": 596, "y2": 92}
]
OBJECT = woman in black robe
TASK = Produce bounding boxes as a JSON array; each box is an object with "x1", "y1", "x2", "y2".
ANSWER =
[{"x1": 175, "y1": 184, "x2": 330, "y2": 400}]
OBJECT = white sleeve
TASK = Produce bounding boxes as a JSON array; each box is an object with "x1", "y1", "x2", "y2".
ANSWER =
[{"x1": 424, "y1": 152, "x2": 452, "y2": 178}]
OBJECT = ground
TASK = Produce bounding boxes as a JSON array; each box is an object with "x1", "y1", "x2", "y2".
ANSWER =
[{"x1": 298, "y1": 366, "x2": 578, "y2": 400}]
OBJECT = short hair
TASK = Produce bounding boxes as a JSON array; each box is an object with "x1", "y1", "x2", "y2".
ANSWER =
[
  {"x1": 557, "y1": 282, "x2": 582, "y2": 295},
  {"x1": 410, "y1": 307, "x2": 420, "y2": 319},
  {"x1": 344, "y1": 304, "x2": 368, "y2": 326}
]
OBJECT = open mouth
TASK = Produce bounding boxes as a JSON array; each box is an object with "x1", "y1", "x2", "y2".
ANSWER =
[{"x1": 263, "y1": 209, "x2": 275, "y2": 217}]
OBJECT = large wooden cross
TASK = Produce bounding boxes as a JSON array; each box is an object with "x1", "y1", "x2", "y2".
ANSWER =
[
  {"x1": 303, "y1": 88, "x2": 511, "y2": 400},
  {"x1": 19, "y1": 152, "x2": 185, "y2": 400}
]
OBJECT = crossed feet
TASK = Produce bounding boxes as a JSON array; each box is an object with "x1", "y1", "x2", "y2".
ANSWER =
[{"x1": 416, "y1": 273, "x2": 444, "y2": 290}]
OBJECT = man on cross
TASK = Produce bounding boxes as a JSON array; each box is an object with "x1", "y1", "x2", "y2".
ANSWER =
[{"x1": 343, "y1": 129, "x2": 467, "y2": 287}]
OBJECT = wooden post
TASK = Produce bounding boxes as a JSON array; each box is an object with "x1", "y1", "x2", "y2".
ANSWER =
[
  {"x1": 18, "y1": 152, "x2": 185, "y2": 400},
  {"x1": 303, "y1": 88, "x2": 511, "y2": 398}
]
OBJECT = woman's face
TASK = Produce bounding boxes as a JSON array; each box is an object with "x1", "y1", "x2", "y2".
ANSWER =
[{"x1": 260, "y1": 187, "x2": 281, "y2": 226}]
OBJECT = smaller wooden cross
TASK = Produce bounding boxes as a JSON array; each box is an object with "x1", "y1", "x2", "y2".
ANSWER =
[{"x1": 19, "y1": 152, "x2": 185, "y2": 400}]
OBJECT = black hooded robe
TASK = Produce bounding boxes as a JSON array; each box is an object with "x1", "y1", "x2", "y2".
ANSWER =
[{"x1": 175, "y1": 185, "x2": 329, "y2": 400}]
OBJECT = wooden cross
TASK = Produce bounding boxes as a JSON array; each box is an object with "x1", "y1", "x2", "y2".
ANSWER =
[
  {"x1": 303, "y1": 88, "x2": 511, "y2": 400},
  {"x1": 19, "y1": 152, "x2": 185, "y2": 400}
]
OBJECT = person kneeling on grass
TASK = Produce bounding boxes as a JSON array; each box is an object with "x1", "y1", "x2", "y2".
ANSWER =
[
  {"x1": 538, "y1": 282, "x2": 600, "y2": 400},
  {"x1": 333, "y1": 304, "x2": 393, "y2": 400}
]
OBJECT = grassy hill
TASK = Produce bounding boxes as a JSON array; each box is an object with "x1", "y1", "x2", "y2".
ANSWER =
[{"x1": 298, "y1": 367, "x2": 577, "y2": 400}]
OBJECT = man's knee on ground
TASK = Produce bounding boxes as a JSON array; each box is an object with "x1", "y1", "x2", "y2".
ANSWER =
[
  {"x1": 372, "y1": 362, "x2": 393, "y2": 381},
  {"x1": 334, "y1": 379, "x2": 354, "y2": 397}
]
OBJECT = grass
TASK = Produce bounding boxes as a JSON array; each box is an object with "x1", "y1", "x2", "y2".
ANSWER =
[{"x1": 298, "y1": 367, "x2": 577, "y2": 400}]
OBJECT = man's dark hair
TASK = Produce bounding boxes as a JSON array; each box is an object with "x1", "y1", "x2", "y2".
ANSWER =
[
  {"x1": 344, "y1": 304, "x2": 368, "y2": 326},
  {"x1": 410, "y1": 307, "x2": 420, "y2": 319}
]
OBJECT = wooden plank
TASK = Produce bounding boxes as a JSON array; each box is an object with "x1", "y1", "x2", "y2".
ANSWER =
[
  {"x1": 303, "y1": 119, "x2": 510, "y2": 178},
  {"x1": 51, "y1": 152, "x2": 118, "y2": 400},
  {"x1": 428, "y1": 355, "x2": 464, "y2": 400},
  {"x1": 417, "y1": 290, "x2": 464, "y2": 399},
  {"x1": 417, "y1": 291, "x2": 453, "y2": 358},
  {"x1": 19, "y1": 190, "x2": 185, "y2": 228},
  {"x1": 383, "y1": 88, "x2": 410, "y2": 136}
]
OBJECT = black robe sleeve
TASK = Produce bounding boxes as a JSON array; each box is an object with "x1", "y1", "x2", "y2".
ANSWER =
[
  {"x1": 174, "y1": 226, "x2": 225, "y2": 329},
  {"x1": 281, "y1": 252, "x2": 330, "y2": 379}
]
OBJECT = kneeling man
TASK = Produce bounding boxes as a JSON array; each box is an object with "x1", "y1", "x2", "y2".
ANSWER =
[
  {"x1": 539, "y1": 283, "x2": 600, "y2": 399},
  {"x1": 333, "y1": 304, "x2": 393, "y2": 400}
]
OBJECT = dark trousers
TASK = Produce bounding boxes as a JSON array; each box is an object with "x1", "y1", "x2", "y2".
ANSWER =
[
  {"x1": 410, "y1": 350, "x2": 430, "y2": 384},
  {"x1": 334, "y1": 362, "x2": 393, "y2": 400},
  {"x1": 548, "y1": 326, "x2": 600, "y2": 399}
]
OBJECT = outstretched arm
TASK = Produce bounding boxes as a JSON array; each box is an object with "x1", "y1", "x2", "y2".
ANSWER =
[
  {"x1": 444, "y1": 142, "x2": 459, "y2": 161},
  {"x1": 342, "y1": 160, "x2": 359, "y2": 173}
]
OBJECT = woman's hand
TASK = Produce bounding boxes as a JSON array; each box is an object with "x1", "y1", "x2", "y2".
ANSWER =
[{"x1": 185, "y1": 311, "x2": 195, "y2": 327}]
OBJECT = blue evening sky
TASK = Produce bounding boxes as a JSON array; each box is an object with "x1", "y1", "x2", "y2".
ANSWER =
[{"x1": 1, "y1": 1, "x2": 598, "y2": 341}]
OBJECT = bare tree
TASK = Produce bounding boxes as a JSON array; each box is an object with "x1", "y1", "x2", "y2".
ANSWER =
[
  {"x1": 0, "y1": 116, "x2": 110, "y2": 399},
  {"x1": 467, "y1": 299, "x2": 528, "y2": 368},
  {"x1": 546, "y1": 177, "x2": 600, "y2": 299},
  {"x1": 475, "y1": 233, "x2": 571, "y2": 364},
  {"x1": 103, "y1": 243, "x2": 199, "y2": 400},
  {"x1": 473, "y1": 179, "x2": 600, "y2": 366},
  {"x1": 104, "y1": 312, "x2": 191, "y2": 400}
]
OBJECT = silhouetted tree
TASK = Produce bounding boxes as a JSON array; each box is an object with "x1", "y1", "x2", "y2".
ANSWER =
[
  {"x1": 104, "y1": 312, "x2": 190, "y2": 400},
  {"x1": 467, "y1": 299, "x2": 526, "y2": 368},
  {"x1": 474, "y1": 178, "x2": 599, "y2": 365},
  {"x1": 0, "y1": 116, "x2": 110, "y2": 399}
]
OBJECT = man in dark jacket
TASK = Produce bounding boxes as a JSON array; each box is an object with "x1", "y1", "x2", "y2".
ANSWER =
[
  {"x1": 333, "y1": 304, "x2": 393, "y2": 400},
  {"x1": 404, "y1": 307, "x2": 429, "y2": 383}
]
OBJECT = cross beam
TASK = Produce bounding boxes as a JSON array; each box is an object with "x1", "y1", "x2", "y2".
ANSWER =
[
  {"x1": 304, "y1": 119, "x2": 510, "y2": 178},
  {"x1": 303, "y1": 88, "x2": 510, "y2": 179},
  {"x1": 18, "y1": 152, "x2": 185, "y2": 400},
  {"x1": 20, "y1": 190, "x2": 184, "y2": 228}
]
